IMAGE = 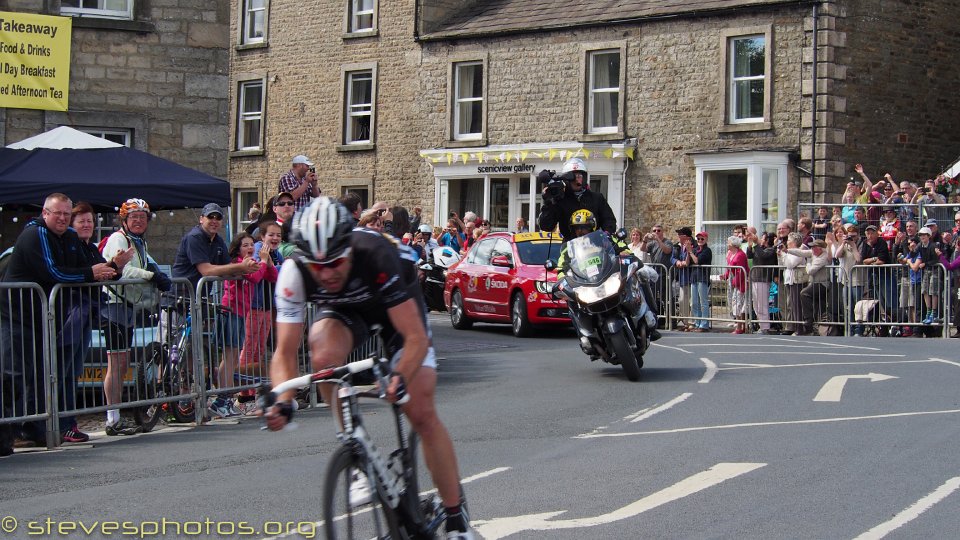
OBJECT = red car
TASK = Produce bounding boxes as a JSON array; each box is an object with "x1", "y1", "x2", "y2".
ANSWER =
[{"x1": 443, "y1": 231, "x2": 569, "y2": 336}]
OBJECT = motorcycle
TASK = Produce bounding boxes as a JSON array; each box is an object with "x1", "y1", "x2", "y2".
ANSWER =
[
  {"x1": 553, "y1": 230, "x2": 656, "y2": 381},
  {"x1": 419, "y1": 246, "x2": 461, "y2": 312}
]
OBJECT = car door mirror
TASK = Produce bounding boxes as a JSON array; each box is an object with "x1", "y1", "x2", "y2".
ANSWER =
[
  {"x1": 491, "y1": 255, "x2": 513, "y2": 268},
  {"x1": 544, "y1": 259, "x2": 556, "y2": 271}
]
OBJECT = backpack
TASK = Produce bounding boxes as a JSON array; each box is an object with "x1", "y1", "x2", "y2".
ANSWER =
[
  {"x1": 0, "y1": 246, "x2": 13, "y2": 280},
  {"x1": 97, "y1": 235, "x2": 110, "y2": 254}
]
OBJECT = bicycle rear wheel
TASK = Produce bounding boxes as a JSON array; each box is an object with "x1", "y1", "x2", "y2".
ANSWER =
[
  {"x1": 323, "y1": 446, "x2": 404, "y2": 540},
  {"x1": 133, "y1": 343, "x2": 165, "y2": 432}
]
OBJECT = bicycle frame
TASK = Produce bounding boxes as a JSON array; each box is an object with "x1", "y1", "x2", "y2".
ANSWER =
[{"x1": 264, "y1": 357, "x2": 445, "y2": 536}]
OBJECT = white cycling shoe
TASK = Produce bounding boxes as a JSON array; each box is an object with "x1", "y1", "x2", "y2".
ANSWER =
[
  {"x1": 349, "y1": 471, "x2": 372, "y2": 508},
  {"x1": 445, "y1": 530, "x2": 476, "y2": 540}
]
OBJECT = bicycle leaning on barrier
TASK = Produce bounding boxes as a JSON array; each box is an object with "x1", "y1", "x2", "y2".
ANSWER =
[{"x1": 259, "y1": 350, "x2": 448, "y2": 540}]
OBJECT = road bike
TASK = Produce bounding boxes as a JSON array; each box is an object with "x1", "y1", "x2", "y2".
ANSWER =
[
  {"x1": 261, "y1": 355, "x2": 447, "y2": 539},
  {"x1": 133, "y1": 294, "x2": 221, "y2": 429}
]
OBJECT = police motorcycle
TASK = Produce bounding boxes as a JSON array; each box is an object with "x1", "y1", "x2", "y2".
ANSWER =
[
  {"x1": 553, "y1": 229, "x2": 657, "y2": 382},
  {"x1": 419, "y1": 245, "x2": 461, "y2": 312}
]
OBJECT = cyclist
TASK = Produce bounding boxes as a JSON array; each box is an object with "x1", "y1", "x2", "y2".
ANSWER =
[
  {"x1": 264, "y1": 197, "x2": 475, "y2": 540},
  {"x1": 557, "y1": 209, "x2": 661, "y2": 341}
]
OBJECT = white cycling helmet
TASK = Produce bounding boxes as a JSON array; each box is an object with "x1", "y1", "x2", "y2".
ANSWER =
[
  {"x1": 292, "y1": 196, "x2": 354, "y2": 261},
  {"x1": 560, "y1": 157, "x2": 587, "y2": 181},
  {"x1": 417, "y1": 224, "x2": 433, "y2": 235}
]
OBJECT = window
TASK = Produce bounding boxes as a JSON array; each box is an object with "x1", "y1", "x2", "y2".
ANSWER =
[
  {"x1": 728, "y1": 35, "x2": 766, "y2": 123},
  {"x1": 237, "y1": 80, "x2": 264, "y2": 150},
  {"x1": 235, "y1": 189, "x2": 259, "y2": 231},
  {"x1": 79, "y1": 128, "x2": 131, "y2": 146},
  {"x1": 347, "y1": 0, "x2": 375, "y2": 33},
  {"x1": 241, "y1": 0, "x2": 267, "y2": 45},
  {"x1": 693, "y1": 152, "x2": 789, "y2": 249},
  {"x1": 587, "y1": 50, "x2": 620, "y2": 134},
  {"x1": 61, "y1": 0, "x2": 133, "y2": 19},
  {"x1": 453, "y1": 62, "x2": 483, "y2": 141},
  {"x1": 345, "y1": 70, "x2": 373, "y2": 144},
  {"x1": 470, "y1": 239, "x2": 496, "y2": 266}
]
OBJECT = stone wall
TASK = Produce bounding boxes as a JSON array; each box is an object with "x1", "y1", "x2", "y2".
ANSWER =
[{"x1": 0, "y1": 1, "x2": 230, "y2": 262}]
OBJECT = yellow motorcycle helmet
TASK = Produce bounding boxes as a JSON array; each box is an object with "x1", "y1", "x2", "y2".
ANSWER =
[{"x1": 570, "y1": 209, "x2": 597, "y2": 236}]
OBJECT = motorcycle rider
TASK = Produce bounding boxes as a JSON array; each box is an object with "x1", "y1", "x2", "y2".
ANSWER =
[
  {"x1": 557, "y1": 209, "x2": 662, "y2": 342},
  {"x1": 538, "y1": 157, "x2": 617, "y2": 238}
]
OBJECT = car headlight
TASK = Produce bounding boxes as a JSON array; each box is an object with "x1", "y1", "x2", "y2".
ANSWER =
[
  {"x1": 535, "y1": 281, "x2": 555, "y2": 294},
  {"x1": 575, "y1": 274, "x2": 622, "y2": 304}
]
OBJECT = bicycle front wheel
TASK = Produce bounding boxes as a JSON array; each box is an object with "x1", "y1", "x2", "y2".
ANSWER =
[{"x1": 323, "y1": 446, "x2": 404, "y2": 540}]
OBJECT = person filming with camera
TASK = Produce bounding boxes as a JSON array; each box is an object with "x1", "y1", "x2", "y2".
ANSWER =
[
  {"x1": 279, "y1": 154, "x2": 321, "y2": 212},
  {"x1": 537, "y1": 157, "x2": 616, "y2": 238}
]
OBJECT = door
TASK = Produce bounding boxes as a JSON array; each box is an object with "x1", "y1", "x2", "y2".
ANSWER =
[
  {"x1": 462, "y1": 237, "x2": 497, "y2": 317},
  {"x1": 487, "y1": 237, "x2": 515, "y2": 316}
]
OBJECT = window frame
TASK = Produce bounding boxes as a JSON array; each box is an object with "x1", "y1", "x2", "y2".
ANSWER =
[
  {"x1": 452, "y1": 60, "x2": 485, "y2": 142},
  {"x1": 78, "y1": 127, "x2": 131, "y2": 146},
  {"x1": 238, "y1": 0, "x2": 269, "y2": 47},
  {"x1": 586, "y1": 49, "x2": 622, "y2": 135},
  {"x1": 339, "y1": 64, "x2": 378, "y2": 150},
  {"x1": 61, "y1": 0, "x2": 134, "y2": 20},
  {"x1": 235, "y1": 77, "x2": 266, "y2": 152},
  {"x1": 234, "y1": 189, "x2": 260, "y2": 233},
  {"x1": 580, "y1": 43, "x2": 626, "y2": 141},
  {"x1": 693, "y1": 152, "x2": 789, "y2": 243},
  {"x1": 344, "y1": 0, "x2": 377, "y2": 36},
  {"x1": 720, "y1": 26, "x2": 773, "y2": 129}
]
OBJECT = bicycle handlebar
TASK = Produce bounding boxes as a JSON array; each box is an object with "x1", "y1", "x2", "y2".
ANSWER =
[{"x1": 259, "y1": 357, "x2": 409, "y2": 412}]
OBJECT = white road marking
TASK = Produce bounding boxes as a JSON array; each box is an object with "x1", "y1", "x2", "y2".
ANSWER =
[
  {"x1": 930, "y1": 357, "x2": 960, "y2": 369},
  {"x1": 577, "y1": 408, "x2": 960, "y2": 438},
  {"x1": 853, "y1": 476, "x2": 960, "y2": 540},
  {"x1": 813, "y1": 373, "x2": 898, "y2": 402},
  {"x1": 262, "y1": 466, "x2": 510, "y2": 539},
  {"x1": 722, "y1": 359, "x2": 930, "y2": 370},
  {"x1": 724, "y1": 362, "x2": 774, "y2": 367},
  {"x1": 770, "y1": 337, "x2": 880, "y2": 350},
  {"x1": 709, "y1": 352, "x2": 905, "y2": 357},
  {"x1": 472, "y1": 462, "x2": 766, "y2": 539},
  {"x1": 651, "y1": 342, "x2": 692, "y2": 354},
  {"x1": 681, "y1": 343, "x2": 882, "y2": 349},
  {"x1": 699, "y1": 357, "x2": 717, "y2": 383},
  {"x1": 626, "y1": 393, "x2": 693, "y2": 423}
]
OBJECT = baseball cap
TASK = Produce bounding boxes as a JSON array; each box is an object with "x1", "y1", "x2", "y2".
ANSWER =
[
  {"x1": 695, "y1": 230, "x2": 708, "y2": 239},
  {"x1": 675, "y1": 226, "x2": 693, "y2": 237},
  {"x1": 810, "y1": 239, "x2": 827, "y2": 249},
  {"x1": 864, "y1": 224, "x2": 878, "y2": 232},
  {"x1": 292, "y1": 154, "x2": 314, "y2": 166},
  {"x1": 201, "y1": 203, "x2": 224, "y2": 217},
  {"x1": 925, "y1": 218, "x2": 938, "y2": 227},
  {"x1": 274, "y1": 191, "x2": 294, "y2": 203},
  {"x1": 919, "y1": 227, "x2": 932, "y2": 235}
]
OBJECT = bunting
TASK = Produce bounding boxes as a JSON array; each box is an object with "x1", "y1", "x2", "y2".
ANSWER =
[{"x1": 420, "y1": 146, "x2": 636, "y2": 168}]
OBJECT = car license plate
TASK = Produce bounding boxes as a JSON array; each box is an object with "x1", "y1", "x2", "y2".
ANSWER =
[{"x1": 77, "y1": 366, "x2": 134, "y2": 385}]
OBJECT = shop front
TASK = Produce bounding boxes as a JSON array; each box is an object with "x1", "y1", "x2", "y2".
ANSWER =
[{"x1": 420, "y1": 141, "x2": 634, "y2": 233}]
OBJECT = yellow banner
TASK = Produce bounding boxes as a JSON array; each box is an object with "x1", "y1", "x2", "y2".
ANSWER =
[{"x1": 0, "y1": 11, "x2": 71, "y2": 111}]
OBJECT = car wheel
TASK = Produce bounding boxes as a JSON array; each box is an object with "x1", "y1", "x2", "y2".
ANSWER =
[
  {"x1": 511, "y1": 292, "x2": 533, "y2": 337},
  {"x1": 450, "y1": 289, "x2": 473, "y2": 330}
]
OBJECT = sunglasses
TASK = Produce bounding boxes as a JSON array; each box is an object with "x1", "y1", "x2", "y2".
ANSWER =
[
  {"x1": 275, "y1": 201, "x2": 295, "y2": 207},
  {"x1": 205, "y1": 213, "x2": 223, "y2": 221},
  {"x1": 310, "y1": 249, "x2": 352, "y2": 269}
]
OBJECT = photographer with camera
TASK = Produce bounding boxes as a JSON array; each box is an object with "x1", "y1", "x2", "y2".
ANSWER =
[
  {"x1": 537, "y1": 157, "x2": 616, "y2": 238},
  {"x1": 279, "y1": 154, "x2": 321, "y2": 212}
]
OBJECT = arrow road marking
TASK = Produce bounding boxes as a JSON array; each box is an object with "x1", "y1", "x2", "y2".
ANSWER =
[
  {"x1": 473, "y1": 462, "x2": 766, "y2": 539},
  {"x1": 813, "y1": 373, "x2": 898, "y2": 402}
]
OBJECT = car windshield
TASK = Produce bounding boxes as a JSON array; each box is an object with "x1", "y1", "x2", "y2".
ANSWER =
[{"x1": 515, "y1": 240, "x2": 563, "y2": 265}]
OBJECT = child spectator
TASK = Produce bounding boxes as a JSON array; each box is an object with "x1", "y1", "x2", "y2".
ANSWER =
[
  {"x1": 210, "y1": 232, "x2": 270, "y2": 417},
  {"x1": 237, "y1": 221, "x2": 282, "y2": 413}
]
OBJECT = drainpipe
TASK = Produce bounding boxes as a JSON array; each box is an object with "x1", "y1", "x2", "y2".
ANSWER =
[{"x1": 810, "y1": 2, "x2": 819, "y2": 203}]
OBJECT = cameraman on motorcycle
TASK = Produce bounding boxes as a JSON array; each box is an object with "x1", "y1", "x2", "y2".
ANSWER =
[
  {"x1": 538, "y1": 157, "x2": 617, "y2": 238},
  {"x1": 556, "y1": 209, "x2": 662, "y2": 342}
]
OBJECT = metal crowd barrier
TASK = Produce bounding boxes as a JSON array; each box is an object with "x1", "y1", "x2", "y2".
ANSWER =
[
  {"x1": 0, "y1": 282, "x2": 53, "y2": 446},
  {"x1": 645, "y1": 262, "x2": 669, "y2": 328}
]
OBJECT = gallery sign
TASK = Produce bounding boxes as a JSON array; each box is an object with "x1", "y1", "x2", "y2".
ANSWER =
[{"x1": 0, "y1": 11, "x2": 71, "y2": 111}]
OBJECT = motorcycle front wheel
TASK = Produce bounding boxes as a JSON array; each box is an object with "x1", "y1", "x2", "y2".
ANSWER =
[{"x1": 609, "y1": 327, "x2": 641, "y2": 381}]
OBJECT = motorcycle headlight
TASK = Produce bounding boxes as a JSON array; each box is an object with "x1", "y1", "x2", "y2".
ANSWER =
[
  {"x1": 575, "y1": 274, "x2": 622, "y2": 304},
  {"x1": 535, "y1": 281, "x2": 555, "y2": 294}
]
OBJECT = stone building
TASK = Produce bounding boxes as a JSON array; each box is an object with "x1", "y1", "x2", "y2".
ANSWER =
[
  {"x1": 229, "y1": 0, "x2": 960, "y2": 244},
  {"x1": 0, "y1": 1, "x2": 229, "y2": 262}
]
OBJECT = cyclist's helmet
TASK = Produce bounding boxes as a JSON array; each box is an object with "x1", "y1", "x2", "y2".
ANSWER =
[
  {"x1": 293, "y1": 196, "x2": 354, "y2": 262},
  {"x1": 118, "y1": 198, "x2": 150, "y2": 221},
  {"x1": 570, "y1": 209, "x2": 597, "y2": 236},
  {"x1": 560, "y1": 157, "x2": 587, "y2": 182}
]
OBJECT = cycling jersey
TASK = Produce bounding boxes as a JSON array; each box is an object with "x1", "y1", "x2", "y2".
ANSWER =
[{"x1": 275, "y1": 228, "x2": 436, "y2": 367}]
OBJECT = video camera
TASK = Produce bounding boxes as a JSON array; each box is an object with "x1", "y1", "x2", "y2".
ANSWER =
[{"x1": 538, "y1": 169, "x2": 565, "y2": 205}]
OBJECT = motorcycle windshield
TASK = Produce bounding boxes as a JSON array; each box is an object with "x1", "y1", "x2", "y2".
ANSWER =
[{"x1": 566, "y1": 231, "x2": 618, "y2": 285}]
